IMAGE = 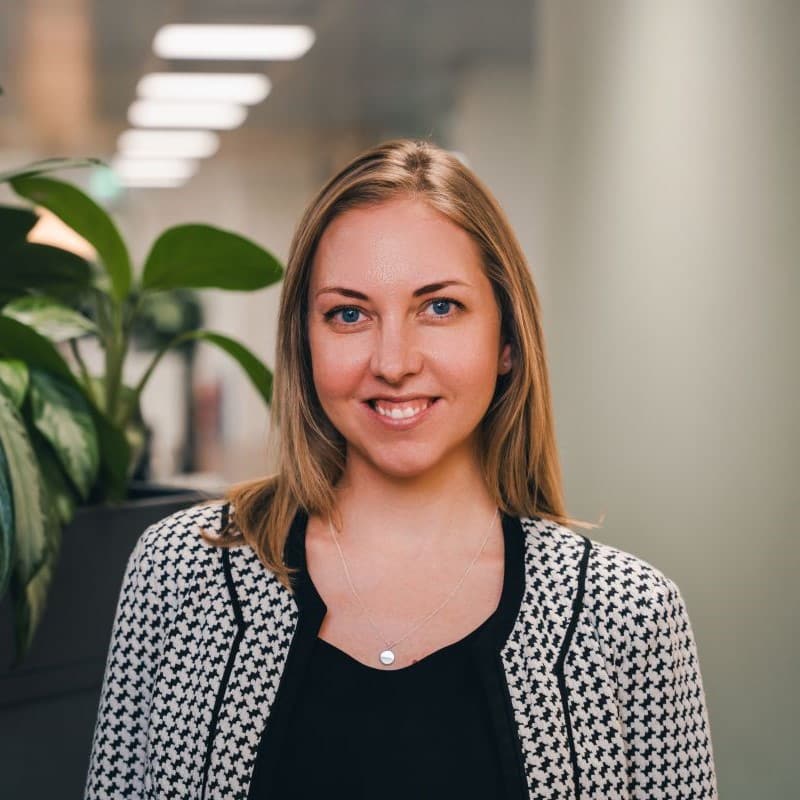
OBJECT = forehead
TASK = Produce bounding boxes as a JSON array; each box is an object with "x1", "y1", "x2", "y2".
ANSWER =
[{"x1": 309, "y1": 197, "x2": 485, "y2": 290}]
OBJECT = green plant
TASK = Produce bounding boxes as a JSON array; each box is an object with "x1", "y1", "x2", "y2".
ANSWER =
[{"x1": 0, "y1": 165, "x2": 283, "y2": 660}]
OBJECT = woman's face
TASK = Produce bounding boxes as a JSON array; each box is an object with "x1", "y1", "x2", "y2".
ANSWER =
[{"x1": 306, "y1": 196, "x2": 512, "y2": 480}]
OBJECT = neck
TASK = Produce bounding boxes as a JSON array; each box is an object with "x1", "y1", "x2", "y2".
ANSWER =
[{"x1": 330, "y1": 450, "x2": 498, "y2": 555}]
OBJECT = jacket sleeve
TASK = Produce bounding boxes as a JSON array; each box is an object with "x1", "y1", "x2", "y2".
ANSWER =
[
  {"x1": 84, "y1": 524, "x2": 169, "y2": 799},
  {"x1": 616, "y1": 574, "x2": 718, "y2": 799}
]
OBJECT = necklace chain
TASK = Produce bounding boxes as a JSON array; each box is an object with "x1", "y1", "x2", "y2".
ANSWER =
[{"x1": 326, "y1": 507, "x2": 499, "y2": 660}]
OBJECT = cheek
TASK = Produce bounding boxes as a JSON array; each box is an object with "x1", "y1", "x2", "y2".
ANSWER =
[
  {"x1": 457, "y1": 356, "x2": 501, "y2": 398},
  {"x1": 309, "y1": 333, "x2": 365, "y2": 398},
  {"x1": 441, "y1": 333, "x2": 500, "y2": 386}
]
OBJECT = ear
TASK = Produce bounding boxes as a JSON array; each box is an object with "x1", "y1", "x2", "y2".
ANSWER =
[{"x1": 497, "y1": 341, "x2": 512, "y2": 375}]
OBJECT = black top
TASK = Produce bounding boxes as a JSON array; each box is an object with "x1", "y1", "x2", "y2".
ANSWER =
[
  {"x1": 247, "y1": 508, "x2": 530, "y2": 800},
  {"x1": 268, "y1": 628, "x2": 505, "y2": 798}
]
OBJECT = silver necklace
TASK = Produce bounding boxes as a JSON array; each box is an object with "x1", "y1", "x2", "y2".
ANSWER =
[{"x1": 326, "y1": 507, "x2": 499, "y2": 667}]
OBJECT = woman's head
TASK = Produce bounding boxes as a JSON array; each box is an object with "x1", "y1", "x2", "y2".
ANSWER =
[
  {"x1": 306, "y1": 195, "x2": 512, "y2": 483},
  {"x1": 223, "y1": 139, "x2": 593, "y2": 587}
]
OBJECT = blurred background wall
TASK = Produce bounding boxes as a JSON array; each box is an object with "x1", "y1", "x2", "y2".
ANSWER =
[
  {"x1": 529, "y1": 4, "x2": 798, "y2": 797},
  {"x1": 0, "y1": 1, "x2": 797, "y2": 797}
]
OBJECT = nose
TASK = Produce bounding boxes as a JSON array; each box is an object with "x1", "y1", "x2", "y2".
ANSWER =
[{"x1": 369, "y1": 318, "x2": 423, "y2": 383}]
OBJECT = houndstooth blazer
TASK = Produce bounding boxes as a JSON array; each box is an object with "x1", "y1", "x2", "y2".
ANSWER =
[{"x1": 85, "y1": 501, "x2": 718, "y2": 799}]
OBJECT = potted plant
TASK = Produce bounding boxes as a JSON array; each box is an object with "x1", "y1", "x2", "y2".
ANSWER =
[{"x1": 0, "y1": 164, "x2": 282, "y2": 681}]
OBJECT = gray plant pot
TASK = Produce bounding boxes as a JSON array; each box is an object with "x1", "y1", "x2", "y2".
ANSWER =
[{"x1": 0, "y1": 482, "x2": 213, "y2": 799}]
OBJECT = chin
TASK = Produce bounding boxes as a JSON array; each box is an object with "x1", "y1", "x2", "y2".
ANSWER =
[
  {"x1": 373, "y1": 460, "x2": 439, "y2": 480},
  {"x1": 357, "y1": 439, "x2": 467, "y2": 480}
]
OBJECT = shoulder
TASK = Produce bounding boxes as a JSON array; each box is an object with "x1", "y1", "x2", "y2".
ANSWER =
[
  {"x1": 519, "y1": 514, "x2": 677, "y2": 596},
  {"x1": 518, "y1": 515, "x2": 682, "y2": 646},
  {"x1": 128, "y1": 500, "x2": 231, "y2": 590},
  {"x1": 585, "y1": 533, "x2": 677, "y2": 604}
]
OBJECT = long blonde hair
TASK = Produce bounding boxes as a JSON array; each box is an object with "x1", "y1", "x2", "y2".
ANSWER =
[{"x1": 209, "y1": 138, "x2": 598, "y2": 590}]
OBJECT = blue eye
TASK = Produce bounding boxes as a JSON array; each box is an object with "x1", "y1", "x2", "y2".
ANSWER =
[
  {"x1": 322, "y1": 306, "x2": 363, "y2": 324},
  {"x1": 340, "y1": 308, "x2": 361, "y2": 323},
  {"x1": 324, "y1": 297, "x2": 464, "y2": 325}
]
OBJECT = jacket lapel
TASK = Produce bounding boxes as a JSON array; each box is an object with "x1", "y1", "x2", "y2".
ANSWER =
[
  {"x1": 500, "y1": 516, "x2": 588, "y2": 799},
  {"x1": 201, "y1": 507, "x2": 328, "y2": 800},
  {"x1": 200, "y1": 541, "x2": 300, "y2": 799}
]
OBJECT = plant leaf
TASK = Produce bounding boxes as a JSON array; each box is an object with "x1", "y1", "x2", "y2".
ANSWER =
[
  {"x1": 28, "y1": 369, "x2": 99, "y2": 500},
  {"x1": 10, "y1": 176, "x2": 132, "y2": 301},
  {"x1": 0, "y1": 205, "x2": 38, "y2": 248},
  {"x1": 0, "y1": 290, "x2": 20, "y2": 308},
  {"x1": 141, "y1": 224, "x2": 283, "y2": 292},
  {"x1": 0, "y1": 390, "x2": 48, "y2": 620},
  {"x1": 12, "y1": 497, "x2": 60, "y2": 660},
  {"x1": 0, "y1": 359, "x2": 29, "y2": 408},
  {"x1": 31, "y1": 432, "x2": 78, "y2": 527},
  {"x1": 0, "y1": 437, "x2": 14, "y2": 599},
  {"x1": 0, "y1": 319, "x2": 127, "y2": 503},
  {"x1": 2, "y1": 295, "x2": 98, "y2": 342},
  {"x1": 0, "y1": 157, "x2": 104, "y2": 184},
  {"x1": 184, "y1": 330, "x2": 273, "y2": 404},
  {"x1": 0, "y1": 315, "x2": 77, "y2": 384},
  {"x1": 0, "y1": 240, "x2": 92, "y2": 297}
]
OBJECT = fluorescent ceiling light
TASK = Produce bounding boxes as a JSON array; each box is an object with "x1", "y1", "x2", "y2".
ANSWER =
[
  {"x1": 117, "y1": 129, "x2": 220, "y2": 159},
  {"x1": 153, "y1": 24, "x2": 315, "y2": 60},
  {"x1": 112, "y1": 157, "x2": 198, "y2": 182},
  {"x1": 128, "y1": 100, "x2": 247, "y2": 129},
  {"x1": 118, "y1": 176, "x2": 188, "y2": 189},
  {"x1": 137, "y1": 73, "x2": 271, "y2": 105}
]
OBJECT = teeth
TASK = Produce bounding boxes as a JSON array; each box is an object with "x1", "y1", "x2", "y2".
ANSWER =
[{"x1": 373, "y1": 399, "x2": 433, "y2": 419}]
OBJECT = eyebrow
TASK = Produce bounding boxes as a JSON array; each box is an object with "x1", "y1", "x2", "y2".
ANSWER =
[{"x1": 315, "y1": 280, "x2": 470, "y2": 300}]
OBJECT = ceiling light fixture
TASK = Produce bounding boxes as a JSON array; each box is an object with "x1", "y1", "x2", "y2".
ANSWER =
[
  {"x1": 152, "y1": 24, "x2": 315, "y2": 61},
  {"x1": 117, "y1": 129, "x2": 220, "y2": 159},
  {"x1": 117, "y1": 176, "x2": 188, "y2": 189},
  {"x1": 128, "y1": 100, "x2": 247, "y2": 129},
  {"x1": 111, "y1": 157, "x2": 198, "y2": 183},
  {"x1": 137, "y1": 73, "x2": 271, "y2": 105}
]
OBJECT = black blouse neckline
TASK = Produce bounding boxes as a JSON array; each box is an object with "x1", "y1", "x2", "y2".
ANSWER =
[
  {"x1": 282, "y1": 505, "x2": 527, "y2": 657},
  {"x1": 248, "y1": 507, "x2": 531, "y2": 800}
]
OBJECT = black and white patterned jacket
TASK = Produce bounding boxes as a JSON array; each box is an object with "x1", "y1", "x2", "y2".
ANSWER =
[{"x1": 85, "y1": 501, "x2": 717, "y2": 799}]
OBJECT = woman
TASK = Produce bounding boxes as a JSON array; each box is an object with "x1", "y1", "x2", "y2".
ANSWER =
[{"x1": 85, "y1": 139, "x2": 718, "y2": 799}]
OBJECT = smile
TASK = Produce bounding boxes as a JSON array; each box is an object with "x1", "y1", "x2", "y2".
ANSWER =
[
  {"x1": 371, "y1": 398, "x2": 435, "y2": 418},
  {"x1": 363, "y1": 397, "x2": 440, "y2": 428}
]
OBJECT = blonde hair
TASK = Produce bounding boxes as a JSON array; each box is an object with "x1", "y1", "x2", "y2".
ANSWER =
[{"x1": 208, "y1": 138, "x2": 599, "y2": 590}]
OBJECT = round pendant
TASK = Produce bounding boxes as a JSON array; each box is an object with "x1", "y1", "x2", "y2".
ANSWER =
[{"x1": 379, "y1": 649, "x2": 395, "y2": 665}]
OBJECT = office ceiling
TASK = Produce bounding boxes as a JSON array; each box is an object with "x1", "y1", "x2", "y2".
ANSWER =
[{"x1": 0, "y1": 0, "x2": 533, "y2": 146}]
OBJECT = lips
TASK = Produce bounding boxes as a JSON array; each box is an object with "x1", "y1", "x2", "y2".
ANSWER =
[
  {"x1": 367, "y1": 396, "x2": 439, "y2": 404},
  {"x1": 368, "y1": 396, "x2": 437, "y2": 412},
  {"x1": 370, "y1": 397, "x2": 435, "y2": 417},
  {"x1": 363, "y1": 396, "x2": 440, "y2": 426}
]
